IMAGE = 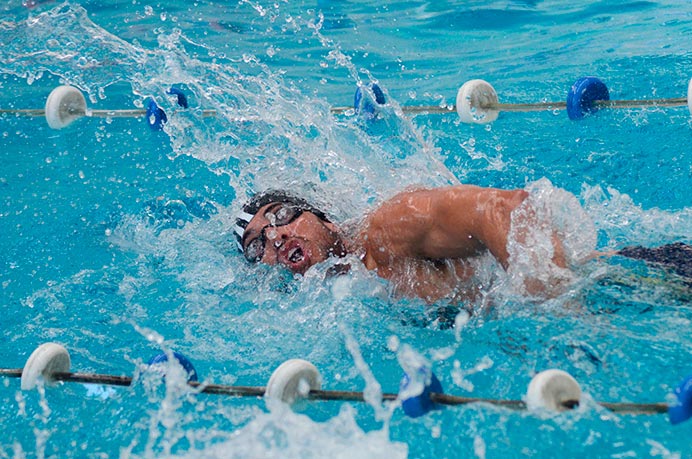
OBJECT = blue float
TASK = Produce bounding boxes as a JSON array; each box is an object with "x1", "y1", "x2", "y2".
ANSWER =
[
  {"x1": 145, "y1": 99, "x2": 168, "y2": 131},
  {"x1": 669, "y1": 373, "x2": 692, "y2": 425},
  {"x1": 566, "y1": 76, "x2": 610, "y2": 120},
  {"x1": 147, "y1": 352, "x2": 198, "y2": 382},
  {"x1": 145, "y1": 87, "x2": 190, "y2": 131},
  {"x1": 354, "y1": 83, "x2": 386, "y2": 118},
  {"x1": 168, "y1": 87, "x2": 189, "y2": 109},
  {"x1": 399, "y1": 370, "x2": 443, "y2": 418}
]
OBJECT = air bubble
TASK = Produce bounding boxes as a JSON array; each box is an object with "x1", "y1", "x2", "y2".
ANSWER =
[
  {"x1": 387, "y1": 336, "x2": 400, "y2": 352},
  {"x1": 45, "y1": 39, "x2": 60, "y2": 51}
]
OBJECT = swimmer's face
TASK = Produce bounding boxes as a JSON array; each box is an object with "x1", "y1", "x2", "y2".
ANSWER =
[{"x1": 241, "y1": 202, "x2": 345, "y2": 274}]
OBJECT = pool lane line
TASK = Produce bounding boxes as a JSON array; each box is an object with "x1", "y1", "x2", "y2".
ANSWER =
[
  {"x1": 3, "y1": 96, "x2": 686, "y2": 118},
  {"x1": 333, "y1": 96, "x2": 689, "y2": 114},
  {"x1": 486, "y1": 97, "x2": 688, "y2": 112},
  {"x1": 5, "y1": 76, "x2": 692, "y2": 130},
  {"x1": 0, "y1": 108, "x2": 217, "y2": 117},
  {"x1": 0, "y1": 367, "x2": 669, "y2": 415}
]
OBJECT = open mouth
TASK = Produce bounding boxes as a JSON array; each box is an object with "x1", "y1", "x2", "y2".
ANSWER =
[
  {"x1": 279, "y1": 239, "x2": 310, "y2": 273},
  {"x1": 288, "y1": 246, "x2": 304, "y2": 263}
]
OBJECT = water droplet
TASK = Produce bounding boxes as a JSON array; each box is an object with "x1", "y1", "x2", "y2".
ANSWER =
[{"x1": 387, "y1": 335, "x2": 399, "y2": 351}]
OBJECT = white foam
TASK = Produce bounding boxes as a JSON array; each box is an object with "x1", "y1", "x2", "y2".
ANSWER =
[
  {"x1": 396, "y1": 344, "x2": 434, "y2": 402},
  {"x1": 505, "y1": 178, "x2": 598, "y2": 298},
  {"x1": 343, "y1": 330, "x2": 395, "y2": 422},
  {"x1": 580, "y1": 184, "x2": 692, "y2": 248},
  {"x1": 160, "y1": 404, "x2": 407, "y2": 459}
]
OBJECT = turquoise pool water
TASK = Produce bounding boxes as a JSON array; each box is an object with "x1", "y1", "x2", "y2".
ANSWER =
[{"x1": 1, "y1": 1, "x2": 691, "y2": 457}]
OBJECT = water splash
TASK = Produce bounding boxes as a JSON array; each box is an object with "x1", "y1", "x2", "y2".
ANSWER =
[
  {"x1": 581, "y1": 184, "x2": 692, "y2": 249},
  {"x1": 505, "y1": 178, "x2": 597, "y2": 298},
  {"x1": 1, "y1": 3, "x2": 455, "y2": 221},
  {"x1": 141, "y1": 403, "x2": 407, "y2": 459}
]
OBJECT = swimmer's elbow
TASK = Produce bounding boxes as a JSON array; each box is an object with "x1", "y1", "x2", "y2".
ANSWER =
[{"x1": 551, "y1": 234, "x2": 567, "y2": 268}]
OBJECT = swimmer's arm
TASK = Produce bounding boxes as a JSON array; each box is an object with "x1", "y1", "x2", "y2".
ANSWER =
[{"x1": 362, "y1": 185, "x2": 530, "y2": 268}]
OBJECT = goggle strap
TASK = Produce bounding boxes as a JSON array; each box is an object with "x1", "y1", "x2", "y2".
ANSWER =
[
  {"x1": 236, "y1": 211, "x2": 255, "y2": 224},
  {"x1": 233, "y1": 224, "x2": 246, "y2": 245}
]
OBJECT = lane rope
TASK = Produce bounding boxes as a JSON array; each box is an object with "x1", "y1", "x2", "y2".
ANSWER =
[
  {"x1": 1, "y1": 98, "x2": 686, "y2": 116},
  {"x1": 1, "y1": 76, "x2": 690, "y2": 131},
  {"x1": 3, "y1": 343, "x2": 683, "y2": 420},
  {"x1": 334, "y1": 96, "x2": 689, "y2": 115},
  {"x1": 0, "y1": 367, "x2": 670, "y2": 414},
  {"x1": 2, "y1": 97, "x2": 686, "y2": 116}
]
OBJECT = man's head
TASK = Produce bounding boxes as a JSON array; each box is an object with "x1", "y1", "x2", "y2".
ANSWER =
[{"x1": 234, "y1": 190, "x2": 346, "y2": 274}]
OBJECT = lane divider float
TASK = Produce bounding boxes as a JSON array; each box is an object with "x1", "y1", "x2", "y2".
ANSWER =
[
  {"x1": 349, "y1": 77, "x2": 691, "y2": 123},
  {"x1": 1, "y1": 77, "x2": 689, "y2": 130},
  {"x1": 0, "y1": 85, "x2": 214, "y2": 131},
  {"x1": 4, "y1": 343, "x2": 692, "y2": 424}
]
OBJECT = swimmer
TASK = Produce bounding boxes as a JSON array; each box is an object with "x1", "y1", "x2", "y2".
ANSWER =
[{"x1": 234, "y1": 187, "x2": 690, "y2": 303}]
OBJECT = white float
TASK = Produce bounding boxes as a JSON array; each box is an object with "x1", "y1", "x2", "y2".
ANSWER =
[
  {"x1": 526, "y1": 369, "x2": 581, "y2": 412},
  {"x1": 45, "y1": 85, "x2": 87, "y2": 129},
  {"x1": 265, "y1": 359, "x2": 321, "y2": 404},
  {"x1": 456, "y1": 79, "x2": 500, "y2": 124},
  {"x1": 21, "y1": 342, "x2": 71, "y2": 390}
]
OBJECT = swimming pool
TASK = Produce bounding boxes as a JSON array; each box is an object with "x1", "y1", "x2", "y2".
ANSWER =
[{"x1": 1, "y1": 0, "x2": 691, "y2": 457}]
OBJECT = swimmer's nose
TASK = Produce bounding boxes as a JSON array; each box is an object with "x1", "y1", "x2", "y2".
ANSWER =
[{"x1": 265, "y1": 227, "x2": 287, "y2": 248}]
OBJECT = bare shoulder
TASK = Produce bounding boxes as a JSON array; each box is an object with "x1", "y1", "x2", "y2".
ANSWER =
[
  {"x1": 357, "y1": 185, "x2": 528, "y2": 267},
  {"x1": 373, "y1": 185, "x2": 527, "y2": 218},
  {"x1": 357, "y1": 187, "x2": 435, "y2": 262}
]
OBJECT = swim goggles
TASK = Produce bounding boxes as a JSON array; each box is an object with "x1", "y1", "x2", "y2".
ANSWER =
[{"x1": 242, "y1": 203, "x2": 306, "y2": 263}]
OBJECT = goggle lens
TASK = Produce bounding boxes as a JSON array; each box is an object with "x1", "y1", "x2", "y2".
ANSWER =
[{"x1": 242, "y1": 204, "x2": 304, "y2": 263}]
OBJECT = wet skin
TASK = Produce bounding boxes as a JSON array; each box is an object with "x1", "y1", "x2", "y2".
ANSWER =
[
  {"x1": 241, "y1": 202, "x2": 345, "y2": 275},
  {"x1": 241, "y1": 186, "x2": 568, "y2": 301}
]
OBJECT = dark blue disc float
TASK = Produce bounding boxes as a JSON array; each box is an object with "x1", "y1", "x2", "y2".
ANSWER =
[
  {"x1": 669, "y1": 373, "x2": 692, "y2": 425},
  {"x1": 146, "y1": 87, "x2": 190, "y2": 131},
  {"x1": 168, "y1": 87, "x2": 189, "y2": 109},
  {"x1": 354, "y1": 83, "x2": 386, "y2": 118},
  {"x1": 399, "y1": 370, "x2": 443, "y2": 418},
  {"x1": 146, "y1": 99, "x2": 168, "y2": 131},
  {"x1": 147, "y1": 352, "x2": 198, "y2": 382},
  {"x1": 566, "y1": 76, "x2": 610, "y2": 120}
]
